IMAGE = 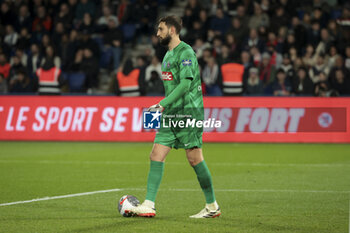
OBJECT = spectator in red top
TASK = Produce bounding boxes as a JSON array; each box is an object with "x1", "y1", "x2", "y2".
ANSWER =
[
  {"x1": 0, "y1": 53, "x2": 11, "y2": 79},
  {"x1": 32, "y1": 5, "x2": 52, "y2": 32},
  {"x1": 259, "y1": 52, "x2": 276, "y2": 85},
  {"x1": 266, "y1": 32, "x2": 277, "y2": 49},
  {"x1": 266, "y1": 45, "x2": 282, "y2": 67},
  {"x1": 117, "y1": 0, "x2": 130, "y2": 24}
]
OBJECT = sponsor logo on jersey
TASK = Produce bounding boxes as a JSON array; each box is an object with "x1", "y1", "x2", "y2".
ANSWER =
[
  {"x1": 162, "y1": 62, "x2": 171, "y2": 68},
  {"x1": 182, "y1": 59, "x2": 192, "y2": 66},
  {"x1": 161, "y1": 71, "x2": 173, "y2": 81}
]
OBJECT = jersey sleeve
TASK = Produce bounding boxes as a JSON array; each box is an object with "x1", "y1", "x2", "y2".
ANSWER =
[{"x1": 179, "y1": 49, "x2": 197, "y2": 81}]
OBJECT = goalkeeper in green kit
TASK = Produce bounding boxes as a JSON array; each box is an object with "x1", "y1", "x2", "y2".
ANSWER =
[{"x1": 128, "y1": 15, "x2": 221, "y2": 218}]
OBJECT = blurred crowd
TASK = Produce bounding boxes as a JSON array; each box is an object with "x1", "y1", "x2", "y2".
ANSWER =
[
  {"x1": 182, "y1": 0, "x2": 350, "y2": 96},
  {"x1": 0, "y1": 0, "x2": 350, "y2": 96}
]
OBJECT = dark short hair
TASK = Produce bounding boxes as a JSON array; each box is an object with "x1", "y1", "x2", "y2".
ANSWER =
[{"x1": 158, "y1": 15, "x2": 182, "y2": 34}]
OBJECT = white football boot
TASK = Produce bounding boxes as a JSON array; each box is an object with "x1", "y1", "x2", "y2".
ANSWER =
[
  {"x1": 190, "y1": 201, "x2": 221, "y2": 218},
  {"x1": 126, "y1": 200, "x2": 156, "y2": 217}
]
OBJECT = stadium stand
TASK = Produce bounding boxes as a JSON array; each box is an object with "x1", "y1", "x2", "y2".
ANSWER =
[{"x1": 0, "y1": 0, "x2": 349, "y2": 96}]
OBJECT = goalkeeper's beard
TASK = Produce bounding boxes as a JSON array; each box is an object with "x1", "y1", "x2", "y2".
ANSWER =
[{"x1": 159, "y1": 34, "x2": 172, "y2": 48}]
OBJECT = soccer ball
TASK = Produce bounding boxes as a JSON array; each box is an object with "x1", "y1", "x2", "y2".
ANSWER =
[{"x1": 118, "y1": 195, "x2": 140, "y2": 217}]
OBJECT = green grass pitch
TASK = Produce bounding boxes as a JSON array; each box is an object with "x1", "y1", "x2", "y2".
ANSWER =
[{"x1": 0, "y1": 142, "x2": 349, "y2": 233}]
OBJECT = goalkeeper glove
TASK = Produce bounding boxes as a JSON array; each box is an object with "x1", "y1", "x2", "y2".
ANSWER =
[{"x1": 148, "y1": 103, "x2": 164, "y2": 112}]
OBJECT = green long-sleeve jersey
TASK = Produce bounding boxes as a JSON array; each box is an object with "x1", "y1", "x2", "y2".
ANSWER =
[{"x1": 159, "y1": 41, "x2": 204, "y2": 121}]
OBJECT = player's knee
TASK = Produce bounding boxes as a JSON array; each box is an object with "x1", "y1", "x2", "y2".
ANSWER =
[
  {"x1": 188, "y1": 157, "x2": 200, "y2": 166},
  {"x1": 150, "y1": 151, "x2": 164, "y2": 162},
  {"x1": 149, "y1": 151, "x2": 156, "y2": 160},
  {"x1": 188, "y1": 160, "x2": 196, "y2": 167}
]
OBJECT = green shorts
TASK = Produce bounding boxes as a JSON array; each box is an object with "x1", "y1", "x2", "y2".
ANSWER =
[{"x1": 154, "y1": 126, "x2": 203, "y2": 149}]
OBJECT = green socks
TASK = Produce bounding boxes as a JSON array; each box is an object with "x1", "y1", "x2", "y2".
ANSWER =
[
  {"x1": 145, "y1": 160, "x2": 215, "y2": 204},
  {"x1": 145, "y1": 160, "x2": 164, "y2": 202},
  {"x1": 193, "y1": 160, "x2": 216, "y2": 204}
]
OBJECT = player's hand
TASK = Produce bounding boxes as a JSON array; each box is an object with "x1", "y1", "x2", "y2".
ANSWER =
[{"x1": 148, "y1": 103, "x2": 164, "y2": 112}]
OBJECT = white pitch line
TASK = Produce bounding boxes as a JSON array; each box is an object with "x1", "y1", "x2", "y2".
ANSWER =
[
  {"x1": 1, "y1": 188, "x2": 349, "y2": 207},
  {"x1": 167, "y1": 188, "x2": 350, "y2": 194},
  {"x1": 0, "y1": 188, "x2": 121, "y2": 207},
  {"x1": 0, "y1": 160, "x2": 149, "y2": 165},
  {"x1": 0, "y1": 160, "x2": 349, "y2": 167},
  {"x1": 219, "y1": 163, "x2": 350, "y2": 168}
]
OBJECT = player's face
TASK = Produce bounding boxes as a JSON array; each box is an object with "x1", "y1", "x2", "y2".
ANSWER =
[{"x1": 157, "y1": 22, "x2": 172, "y2": 47}]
